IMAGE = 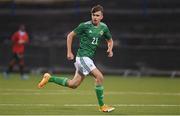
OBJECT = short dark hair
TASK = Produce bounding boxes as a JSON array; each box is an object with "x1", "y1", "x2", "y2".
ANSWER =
[{"x1": 91, "y1": 5, "x2": 104, "y2": 14}]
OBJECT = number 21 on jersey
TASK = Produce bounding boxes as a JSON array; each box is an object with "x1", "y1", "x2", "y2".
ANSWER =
[{"x1": 91, "y1": 37, "x2": 98, "y2": 45}]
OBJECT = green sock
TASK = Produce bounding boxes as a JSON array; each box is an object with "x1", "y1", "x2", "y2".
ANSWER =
[
  {"x1": 48, "y1": 76, "x2": 68, "y2": 87},
  {"x1": 95, "y1": 85, "x2": 104, "y2": 106}
]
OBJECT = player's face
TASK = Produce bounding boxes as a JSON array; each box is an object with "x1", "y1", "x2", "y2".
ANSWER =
[
  {"x1": 19, "y1": 25, "x2": 25, "y2": 32},
  {"x1": 91, "y1": 11, "x2": 103, "y2": 26}
]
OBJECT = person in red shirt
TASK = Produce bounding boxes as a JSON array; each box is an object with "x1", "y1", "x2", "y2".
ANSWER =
[{"x1": 4, "y1": 24, "x2": 29, "y2": 79}]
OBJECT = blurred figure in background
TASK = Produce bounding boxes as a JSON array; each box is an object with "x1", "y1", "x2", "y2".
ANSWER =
[{"x1": 4, "y1": 24, "x2": 29, "y2": 80}]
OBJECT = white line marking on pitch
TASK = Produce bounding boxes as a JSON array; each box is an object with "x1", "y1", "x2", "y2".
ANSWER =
[
  {"x1": 0, "y1": 104, "x2": 180, "y2": 107},
  {"x1": 64, "y1": 104, "x2": 180, "y2": 107},
  {"x1": 1, "y1": 89, "x2": 180, "y2": 96},
  {"x1": 1, "y1": 91, "x2": 180, "y2": 96}
]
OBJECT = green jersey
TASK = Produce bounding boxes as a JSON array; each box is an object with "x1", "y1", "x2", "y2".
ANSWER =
[{"x1": 74, "y1": 21, "x2": 112, "y2": 58}]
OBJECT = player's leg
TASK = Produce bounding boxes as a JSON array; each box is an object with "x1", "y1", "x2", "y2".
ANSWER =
[
  {"x1": 91, "y1": 68, "x2": 104, "y2": 106},
  {"x1": 91, "y1": 68, "x2": 115, "y2": 112},
  {"x1": 75, "y1": 57, "x2": 115, "y2": 112},
  {"x1": 19, "y1": 55, "x2": 24, "y2": 76},
  {"x1": 38, "y1": 71, "x2": 85, "y2": 89},
  {"x1": 18, "y1": 54, "x2": 28, "y2": 79},
  {"x1": 67, "y1": 71, "x2": 85, "y2": 89},
  {"x1": 6, "y1": 59, "x2": 16, "y2": 73},
  {"x1": 7, "y1": 54, "x2": 18, "y2": 73},
  {"x1": 3, "y1": 54, "x2": 17, "y2": 78},
  {"x1": 38, "y1": 57, "x2": 85, "y2": 88}
]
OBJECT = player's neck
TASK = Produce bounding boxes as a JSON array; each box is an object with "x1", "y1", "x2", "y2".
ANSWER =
[{"x1": 91, "y1": 21, "x2": 100, "y2": 27}]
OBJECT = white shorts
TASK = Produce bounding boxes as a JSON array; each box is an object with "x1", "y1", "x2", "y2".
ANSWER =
[{"x1": 74, "y1": 57, "x2": 96, "y2": 76}]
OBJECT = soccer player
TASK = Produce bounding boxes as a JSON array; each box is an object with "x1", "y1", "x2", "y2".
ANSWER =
[
  {"x1": 38, "y1": 5, "x2": 115, "y2": 112},
  {"x1": 4, "y1": 24, "x2": 29, "y2": 79}
]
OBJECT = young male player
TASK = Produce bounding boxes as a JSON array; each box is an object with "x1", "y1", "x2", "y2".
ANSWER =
[{"x1": 38, "y1": 5, "x2": 115, "y2": 112}]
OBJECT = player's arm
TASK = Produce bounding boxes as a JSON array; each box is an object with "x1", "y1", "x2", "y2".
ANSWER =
[
  {"x1": 20, "y1": 33, "x2": 29, "y2": 44},
  {"x1": 11, "y1": 32, "x2": 18, "y2": 44},
  {"x1": 18, "y1": 39, "x2": 28, "y2": 44},
  {"x1": 17, "y1": 33, "x2": 29, "y2": 44},
  {"x1": 106, "y1": 38, "x2": 113, "y2": 57},
  {"x1": 67, "y1": 31, "x2": 76, "y2": 60}
]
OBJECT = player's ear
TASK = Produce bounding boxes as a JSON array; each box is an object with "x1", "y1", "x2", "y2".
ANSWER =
[
  {"x1": 101, "y1": 15, "x2": 103, "y2": 20},
  {"x1": 101, "y1": 12, "x2": 104, "y2": 19}
]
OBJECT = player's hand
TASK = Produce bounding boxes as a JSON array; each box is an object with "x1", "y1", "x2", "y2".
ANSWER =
[
  {"x1": 67, "y1": 52, "x2": 74, "y2": 60},
  {"x1": 107, "y1": 49, "x2": 113, "y2": 57},
  {"x1": 18, "y1": 40, "x2": 25, "y2": 44}
]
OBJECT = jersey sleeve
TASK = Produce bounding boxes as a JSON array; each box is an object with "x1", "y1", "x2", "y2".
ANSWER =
[
  {"x1": 103, "y1": 26, "x2": 112, "y2": 40},
  {"x1": 11, "y1": 32, "x2": 18, "y2": 42},
  {"x1": 25, "y1": 32, "x2": 29, "y2": 42},
  {"x1": 73, "y1": 23, "x2": 85, "y2": 35}
]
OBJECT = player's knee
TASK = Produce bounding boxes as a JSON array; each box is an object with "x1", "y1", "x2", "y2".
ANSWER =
[
  {"x1": 95, "y1": 74, "x2": 104, "y2": 84},
  {"x1": 19, "y1": 61, "x2": 24, "y2": 66},
  {"x1": 68, "y1": 80, "x2": 79, "y2": 89},
  {"x1": 69, "y1": 84, "x2": 79, "y2": 89},
  {"x1": 71, "y1": 85, "x2": 78, "y2": 89}
]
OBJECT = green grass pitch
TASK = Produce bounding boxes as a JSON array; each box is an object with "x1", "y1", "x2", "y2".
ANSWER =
[{"x1": 0, "y1": 73, "x2": 180, "y2": 115}]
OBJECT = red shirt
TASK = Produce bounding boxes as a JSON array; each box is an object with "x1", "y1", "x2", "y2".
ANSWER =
[{"x1": 11, "y1": 31, "x2": 29, "y2": 54}]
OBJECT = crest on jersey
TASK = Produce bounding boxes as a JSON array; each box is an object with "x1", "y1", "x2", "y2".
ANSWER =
[
  {"x1": 100, "y1": 30, "x2": 104, "y2": 35},
  {"x1": 89, "y1": 30, "x2": 92, "y2": 33}
]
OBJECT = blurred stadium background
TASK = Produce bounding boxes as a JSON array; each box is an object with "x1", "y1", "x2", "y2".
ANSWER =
[
  {"x1": 1, "y1": 0, "x2": 180, "y2": 115},
  {"x1": 1, "y1": 0, "x2": 180, "y2": 76}
]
